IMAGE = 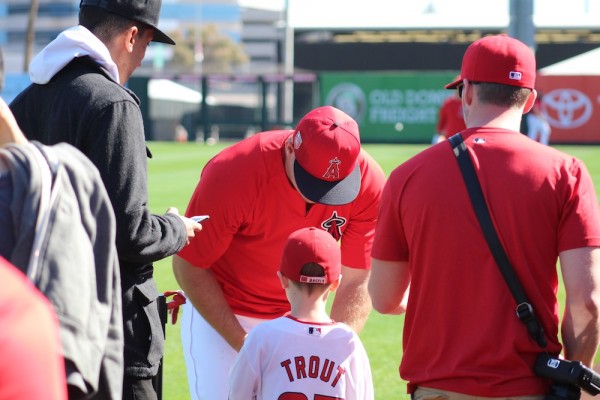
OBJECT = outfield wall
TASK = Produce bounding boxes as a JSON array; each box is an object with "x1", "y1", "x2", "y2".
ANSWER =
[
  {"x1": 536, "y1": 75, "x2": 600, "y2": 144},
  {"x1": 4, "y1": 71, "x2": 599, "y2": 144},
  {"x1": 320, "y1": 72, "x2": 457, "y2": 143},
  {"x1": 321, "y1": 72, "x2": 600, "y2": 144}
]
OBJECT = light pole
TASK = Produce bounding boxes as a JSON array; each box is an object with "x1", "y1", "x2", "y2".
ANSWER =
[
  {"x1": 24, "y1": 0, "x2": 40, "y2": 72},
  {"x1": 508, "y1": 0, "x2": 535, "y2": 52},
  {"x1": 282, "y1": 0, "x2": 294, "y2": 125}
]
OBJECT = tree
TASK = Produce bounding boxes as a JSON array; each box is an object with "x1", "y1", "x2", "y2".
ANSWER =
[
  {"x1": 24, "y1": 0, "x2": 40, "y2": 72},
  {"x1": 168, "y1": 24, "x2": 248, "y2": 74}
]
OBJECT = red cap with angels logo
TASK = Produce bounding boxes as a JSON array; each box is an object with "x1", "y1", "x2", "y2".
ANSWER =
[{"x1": 292, "y1": 106, "x2": 361, "y2": 206}]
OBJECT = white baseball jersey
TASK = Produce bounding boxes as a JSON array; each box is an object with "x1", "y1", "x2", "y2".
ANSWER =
[{"x1": 229, "y1": 315, "x2": 374, "y2": 400}]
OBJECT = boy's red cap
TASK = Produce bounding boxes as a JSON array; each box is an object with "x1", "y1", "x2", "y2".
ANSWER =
[
  {"x1": 445, "y1": 34, "x2": 535, "y2": 90},
  {"x1": 279, "y1": 227, "x2": 341, "y2": 284}
]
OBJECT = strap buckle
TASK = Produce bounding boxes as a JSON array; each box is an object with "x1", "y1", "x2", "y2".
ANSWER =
[
  {"x1": 516, "y1": 302, "x2": 534, "y2": 322},
  {"x1": 516, "y1": 302, "x2": 547, "y2": 348}
]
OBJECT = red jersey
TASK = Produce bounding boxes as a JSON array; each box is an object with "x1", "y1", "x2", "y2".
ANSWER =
[
  {"x1": 372, "y1": 128, "x2": 600, "y2": 396},
  {"x1": 0, "y1": 257, "x2": 67, "y2": 400},
  {"x1": 436, "y1": 96, "x2": 466, "y2": 138},
  {"x1": 178, "y1": 130, "x2": 386, "y2": 318}
]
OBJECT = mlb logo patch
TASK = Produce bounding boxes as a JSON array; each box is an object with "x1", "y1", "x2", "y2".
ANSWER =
[
  {"x1": 308, "y1": 327, "x2": 322, "y2": 336},
  {"x1": 294, "y1": 131, "x2": 302, "y2": 149},
  {"x1": 509, "y1": 71, "x2": 522, "y2": 81}
]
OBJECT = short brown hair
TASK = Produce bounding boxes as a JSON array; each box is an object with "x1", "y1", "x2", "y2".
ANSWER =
[
  {"x1": 289, "y1": 262, "x2": 331, "y2": 296},
  {"x1": 79, "y1": 6, "x2": 149, "y2": 43},
  {"x1": 474, "y1": 82, "x2": 532, "y2": 108}
]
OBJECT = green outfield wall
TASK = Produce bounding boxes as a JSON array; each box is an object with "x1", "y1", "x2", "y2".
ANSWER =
[{"x1": 320, "y1": 72, "x2": 458, "y2": 143}]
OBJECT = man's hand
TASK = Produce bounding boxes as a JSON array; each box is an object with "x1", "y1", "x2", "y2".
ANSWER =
[{"x1": 166, "y1": 207, "x2": 203, "y2": 244}]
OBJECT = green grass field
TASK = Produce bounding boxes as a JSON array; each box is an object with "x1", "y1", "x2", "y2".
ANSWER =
[{"x1": 146, "y1": 141, "x2": 600, "y2": 400}]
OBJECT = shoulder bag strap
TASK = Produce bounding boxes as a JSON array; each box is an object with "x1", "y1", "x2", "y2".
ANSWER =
[{"x1": 448, "y1": 133, "x2": 547, "y2": 348}]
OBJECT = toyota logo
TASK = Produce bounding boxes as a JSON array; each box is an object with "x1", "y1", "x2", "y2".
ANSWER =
[{"x1": 542, "y1": 89, "x2": 593, "y2": 129}]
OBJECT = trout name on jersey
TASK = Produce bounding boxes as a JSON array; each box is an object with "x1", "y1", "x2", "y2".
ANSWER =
[{"x1": 280, "y1": 356, "x2": 346, "y2": 387}]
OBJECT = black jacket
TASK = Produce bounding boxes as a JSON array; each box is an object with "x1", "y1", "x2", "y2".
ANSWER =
[{"x1": 10, "y1": 57, "x2": 188, "y2": 377}]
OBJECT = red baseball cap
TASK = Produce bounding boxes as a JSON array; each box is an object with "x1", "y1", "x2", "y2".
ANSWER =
[
  {"x1": 292, "y1": 106, "x2": 361, "y2": 205},
  {"x1": 445, "y1": 34, "x2": 535, "y2": 90},
  {"x1": 279, "y1": 227, "x2": 341, "y2": 284}
]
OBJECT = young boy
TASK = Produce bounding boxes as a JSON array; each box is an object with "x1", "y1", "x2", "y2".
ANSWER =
[{"x1": 228, "y1": 227, "x2": 374, "y2": 400}]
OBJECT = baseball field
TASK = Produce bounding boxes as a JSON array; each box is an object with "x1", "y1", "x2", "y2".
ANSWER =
[{"x1": 147, "y1": 141, "x2": 600, "y2": 400}]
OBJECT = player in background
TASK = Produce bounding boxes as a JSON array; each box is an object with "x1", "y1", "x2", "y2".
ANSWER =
[
  {"x1": 432, "y1": 77, "x2": 466, "y2": 144},
  {"x1": 526, "y1": 93, "x2": 552, "y2": 145},
  {"x1": 173, "y1": 105, "x2": 386, "y2": 399},
  {"x1": 229, "y1": 227, "x2": 374, "y2": 400}
]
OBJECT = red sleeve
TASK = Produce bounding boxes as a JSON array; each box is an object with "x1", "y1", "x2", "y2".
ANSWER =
[
  {"x1": 340, "y1": 149, "x2": 387, "y2": 269},
  {"x1": 436, "y1": 99, "x2": 450, "y2": 134},
  {"x1": 557, "y1": 159, "x2": 600, "y2": 251},
  {"x1": 177, "y1": 144, "x2": 260, "y2": 268}
]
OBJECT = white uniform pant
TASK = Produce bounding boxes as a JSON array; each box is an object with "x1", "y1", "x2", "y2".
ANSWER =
[
  {"x1": 527, "y1": 114, "x2": 551, "y2": 145},
  {"x1": 180, "y1": 301, "x2": 266, "y2": 400}
]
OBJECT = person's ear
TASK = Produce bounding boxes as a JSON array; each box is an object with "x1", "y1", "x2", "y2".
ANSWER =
[
  {"x1": 125, "y1": 26, "x2": 139, "y2": 52},
  {"x1": 522, "y1": 89, "x2": 538, "y2": 114},
  {"x1": 463, "y1": 80, "x2": 475, "y2": 105},
  {"x1": 277, "y1": 271, "x2": 289, "y2": 289}
]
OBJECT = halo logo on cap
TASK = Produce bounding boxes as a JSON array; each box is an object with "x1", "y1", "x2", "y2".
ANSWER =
[{"x1": 323, "y1": 158, "x2": 341, "y2": 180}]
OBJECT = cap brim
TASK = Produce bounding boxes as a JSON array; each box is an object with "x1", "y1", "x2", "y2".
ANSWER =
[
  {"x1": 445, "y1": 77, "x2": 462, "y2": 89},
  {"x1": 152, "y1": 28, "x2": 176, "y2": 45},
  {"x1": 294, "y1": 161, "x2": 361, "y2": 206}
]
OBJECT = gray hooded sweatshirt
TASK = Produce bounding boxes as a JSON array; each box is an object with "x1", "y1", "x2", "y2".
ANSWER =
[{"x1": 0, "y1": 141, "x2": 123, "y2": 399}]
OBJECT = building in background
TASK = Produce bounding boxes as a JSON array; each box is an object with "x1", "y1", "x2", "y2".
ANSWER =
[
  {"x1": 0, "y1": 0, "x2": 284, "y2": 76},
  {"x1": 3, "y1": 0, "x2": 600, "y2": 143}
]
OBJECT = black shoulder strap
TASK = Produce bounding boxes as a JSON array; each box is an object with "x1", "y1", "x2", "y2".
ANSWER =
[{"x1": 448, "y1": 133, "x2": 547, "y2": 348}]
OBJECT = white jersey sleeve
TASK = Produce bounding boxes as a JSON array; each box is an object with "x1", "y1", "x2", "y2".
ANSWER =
[
  {"x1": 228, "y1": 316, "x2": 374, "y2": 400},
  {"x1": 228, "y1": 342, "x2": 260, "y2": 399}
]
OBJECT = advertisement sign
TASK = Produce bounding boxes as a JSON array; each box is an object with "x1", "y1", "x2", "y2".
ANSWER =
[
  {"x1": 321, "y1": 72, "x2": 457, "y2": 143},
  {"x1": 536, "y1": 75, "x2": 600, "y2": 144}
]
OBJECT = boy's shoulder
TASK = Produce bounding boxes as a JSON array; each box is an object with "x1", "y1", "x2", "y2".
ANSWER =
[{"x1": 251, "y1": 316, "x2": 357, "y2": 340}]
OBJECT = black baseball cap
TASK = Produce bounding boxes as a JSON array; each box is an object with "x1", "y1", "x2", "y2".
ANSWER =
[{"x1": 80, "y1": 0, "x2": 176, "y2": 45}]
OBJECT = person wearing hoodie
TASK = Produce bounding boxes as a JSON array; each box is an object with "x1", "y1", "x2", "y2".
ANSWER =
[{"x1": 9, "y1": 1, "x2": 203, "y2": 399}]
